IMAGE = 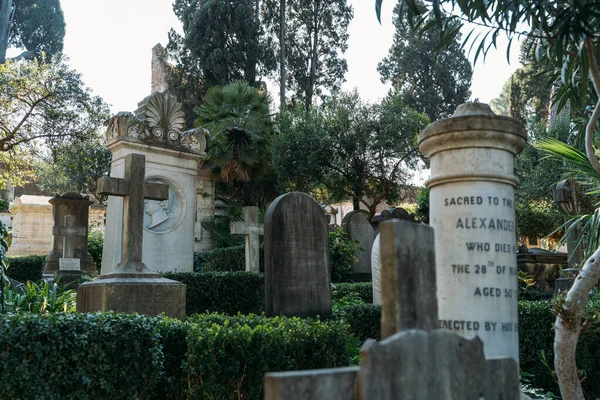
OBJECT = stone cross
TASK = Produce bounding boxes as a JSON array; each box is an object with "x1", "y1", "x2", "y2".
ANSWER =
[
  {"x1": 230, "y1": 206, "x2": 264, "y2": 272},
  {"x1": 53, "y1": 215, "x2": 86, "y2": 259},
  {"x1": 97, "y1": 153, "x2": 168, "y2": 275}
]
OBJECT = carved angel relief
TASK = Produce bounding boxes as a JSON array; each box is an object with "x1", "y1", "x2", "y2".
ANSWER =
[{"x1": 104, "y1": 92, "x2": 207, "y2": 153}]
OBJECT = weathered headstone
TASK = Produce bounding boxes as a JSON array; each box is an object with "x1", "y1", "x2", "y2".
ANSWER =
[
  {"x1": 418, "y1": 103, "x2": 526, "y2": 362},
  {"x1": 264, "y1": 220, "x2": 519, "y2": 400},
  {"x1": 46, "y1": 192, "x2": 97, "y2": 278},
  {"x1": 264, "y1": 192, "x2": 331, "y2": 318},
  {"x1": 230, "y1": 206, "x2": 264, "y2": 272},
  {"x1": 342, "y1": 210, "x2": 376, "y2": 280},
  {"x1": 77, "y1": 153, "x2": 186, "y2": 319},
  {"x1": 101, "y1": 91, "x2": 208, "y2": 275}
]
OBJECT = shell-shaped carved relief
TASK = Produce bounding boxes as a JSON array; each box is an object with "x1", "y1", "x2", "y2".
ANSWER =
[
  {"x1": 144, "y1": 92, "x2": 185, "y2": 142},
  {"x1": 180, "y1": 127, "x2": 209, "y2": 154}
]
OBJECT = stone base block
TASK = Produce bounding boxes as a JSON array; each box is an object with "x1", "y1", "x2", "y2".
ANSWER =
[{"x1": 77, "y1": 276, "x2": 186, "y2": 319}]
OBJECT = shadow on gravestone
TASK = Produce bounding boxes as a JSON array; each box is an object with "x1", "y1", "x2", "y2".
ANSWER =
[{"x1": 265, "y1": 192, "x2": 331, "y2": 318}]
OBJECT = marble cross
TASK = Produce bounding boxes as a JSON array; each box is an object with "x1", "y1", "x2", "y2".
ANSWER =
[
  {"x1": 231, "y1": 206, "x2": 264, "y2": 272},
  {"x1": 97, "y1": 153, "x2": 168, "y2": 275},
  {"x1": 53, "y1": 215, "x2": 86, "y2": 258}
]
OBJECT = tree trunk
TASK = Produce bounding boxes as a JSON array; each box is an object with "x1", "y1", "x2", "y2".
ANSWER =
[
  {"x1": 0, "y1": 0, "x2": 13, "y2": 64},
  {"x1": 279, "y1": 0, "x2": 286, "y2": 112},
  {"x1": 305, "y1": 0, "x2": 320, "y2": 111},
  {"x1": 352, "y1": 197, "x2": 360, "y2": 211},
  {"x1": 255, "y1": 0, "x2": 260, "y2": 24}
]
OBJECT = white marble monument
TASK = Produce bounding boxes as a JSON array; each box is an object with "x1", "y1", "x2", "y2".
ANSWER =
[
  {"x1": 418, "y1": 103, "x2": 526, "y2": 362},
  {"x1": 101, "y1": 92, "x2": 208, "y2": 275}
]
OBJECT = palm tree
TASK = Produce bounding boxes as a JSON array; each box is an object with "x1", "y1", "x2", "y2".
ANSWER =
[{"x1": 194, "y1": 81, "x2": 272, "y2": 182}]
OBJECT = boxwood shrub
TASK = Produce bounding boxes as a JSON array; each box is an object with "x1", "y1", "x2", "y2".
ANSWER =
[
  {"x1": 163, "y1": 271, "x2": 265, "y2": 315},
  {"x1": 5, "y1": 255, "x2": 46, "y2": 283},
  {"x1": 0, "y1": 312, "x2": 356, "y2": 400},
  {"x1": 0, "y1": 312, "x2": 163, "y2": 399},
  {"x1": 333, "y1": 282, "x2": 373, "y2": 303},
  {"x1": 203, "y1": 244, "x2": 265, "y2": 272}
]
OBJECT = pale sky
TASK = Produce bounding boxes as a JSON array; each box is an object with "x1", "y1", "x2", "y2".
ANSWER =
[{"x1": 37, "y1": 0, "x2": 521, "y2": 114}]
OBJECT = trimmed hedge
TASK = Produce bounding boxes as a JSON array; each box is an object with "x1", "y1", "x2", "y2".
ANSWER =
[
  {"x1": 0, "y1": 312, "x2": 163, "y2": 399},
  {"x1": 334, "y1": 303, "x2": 381, "y2": 341},
  {"x1": 333, "y1": 282, "x2": 373, "y2": 303},
  {"x1": 163, "y1": 272, "x2": 265, "y2": 315},
  {"x1": 0, "y1": 312, "x2": 356, "y2": 400},
  {"x1": 184, "y1": 314, "x2": 356, "y2": 399},
  {"x1": 203, "y1": 244, "x2": 265, "y2": 272},
  {"x1": 5, "y1": 255, "x2": 46, "y2": 283}
]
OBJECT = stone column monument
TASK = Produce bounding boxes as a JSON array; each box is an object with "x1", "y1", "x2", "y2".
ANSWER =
[
  {"x1": 101, "y1": 91, "x2": 208, "y2": 275},
  {"x1": 45, "y1": 192, "x2": 96, "y2": 277},
  {"x1": 418, "y1": 103, "x2": 526, "y2": 362}
]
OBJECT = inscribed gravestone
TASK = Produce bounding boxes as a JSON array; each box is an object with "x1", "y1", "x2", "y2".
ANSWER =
[
  {"x1": 55, "y1": 215, "x2": 86, "y2": 272},
  {"x1": 265, "y1": 192, "x2": 331, "y2": 317},
  {"x1": 418, "y1": 103, "x2": 526, "y2": 362},
  {"x1": 341, "y1": 210, "x2": 376, "y2": 280},
  {"x1": 8, "y1": 195, "x2": 53, "y2": 256},
  {"x1": 230, "y1": 206, "x2": 264, "y2": 272}
]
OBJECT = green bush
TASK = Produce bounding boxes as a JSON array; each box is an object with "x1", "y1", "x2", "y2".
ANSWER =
[
  {"x1": 203, "y1": 244, "x2": 265, "y2": 272},
  {"x1": 163, "y1": 272, "x2": 265, "y2": 315},
  {"x1": 515, "y1": 200, "x2": 563, "y2": 240},
  {"x1": 333, "y1": 282, "x2": 373, "y2": 303},
  {"x1": 334, "y1": 302, "x2": 382, "y2": 342},
  {"x1": 87, "y1": 230, "x2": 103, "y2": 272},
  {"x1": 5, "y1": 255, "x2": 46, "y2": 283},
  {"x1": 0, "y1": 312, "x2": 357, "y2": 400},
  {"x1": 329, "y1": 226, "x2": 361, "y2": 282},
  {"x1": 0, "y1": 312, "x2": 164, "y2": 399},
  {"x1": 415, "y1": 187, "x2": 429, "y2": 223},
  {"x1": 184, "y1": 313, "x2": 357, "y2": 400}
]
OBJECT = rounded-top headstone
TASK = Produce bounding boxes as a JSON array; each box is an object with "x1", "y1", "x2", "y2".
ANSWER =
[
  {"x1": 418, "y1": 102, "x2": 526, "y2": 362},
  {"x1": 342, "y1": 210, "x2": 376, "y2": 280},
  {"x1": 265, "y1": 192, "x2": 331, "y2": 318}
]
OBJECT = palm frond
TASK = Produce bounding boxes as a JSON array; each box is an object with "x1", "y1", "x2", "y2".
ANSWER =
[{"x1": 535, "y1": 138, "x2": 600, "y2": 187}]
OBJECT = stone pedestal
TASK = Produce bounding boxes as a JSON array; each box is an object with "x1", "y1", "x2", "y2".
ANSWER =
[
  {"x1": 7, "y1": 195, "x2": 53, "y2": 256},
  {"x1": 45, "y1": 193, "x2": 97, "y2": 276},
  {"x1": 101, "y1": 139, "x2": 203, "y2": 275},
  {"x1": 77, "y1": 275, "x2": 186, "y2": 319},
  {"x1": 418, "y1": 103, "x2": 526, "y2": 362}
]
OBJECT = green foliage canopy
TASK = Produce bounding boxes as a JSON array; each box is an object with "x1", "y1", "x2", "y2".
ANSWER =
[
  {"x1": 0, "y1": 55, "x2": 109, "y2": 189},
  {"x1": 378, "y1": 3, "x2": 472, "y2": 121},
  {"x1": 167, "y1": 0, "x2": 276, "y2": 126},
  {"x1": 0, "y1": 0, "x2": 65, "y2": 63},
  {"x1": 272, "y1": 91, "x2": 429, "y2": 219},
  {"x1": 262, "y1": 0, "x2": 353, "y2": 109}
]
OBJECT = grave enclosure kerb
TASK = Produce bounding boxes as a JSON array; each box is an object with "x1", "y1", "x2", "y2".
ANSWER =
[{"x1": 418, "y1": 103, "x2": 526, "y2": 362}]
